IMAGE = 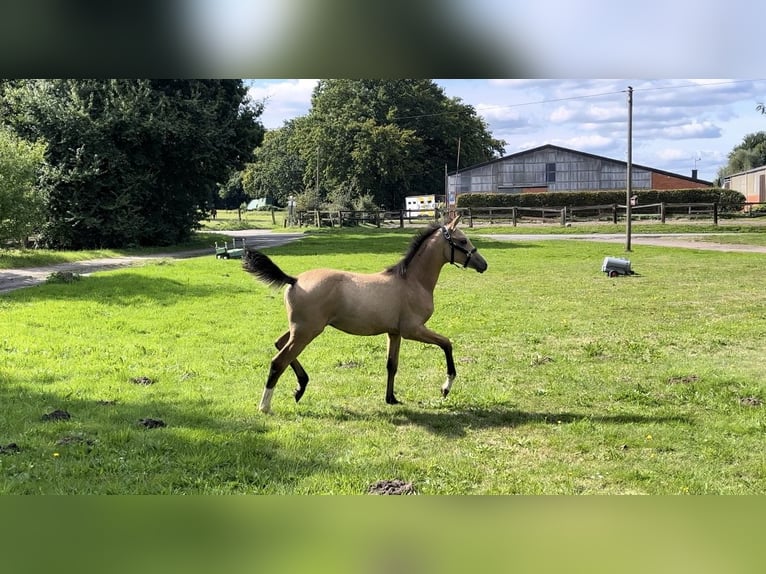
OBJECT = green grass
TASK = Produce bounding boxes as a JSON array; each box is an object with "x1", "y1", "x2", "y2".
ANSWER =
[
  {"x1": 1, "y1": 229, "x2": 765, "y2": 494},
  {"x1": 201, "y1": 209, "x2": 284, "y2": 231}
]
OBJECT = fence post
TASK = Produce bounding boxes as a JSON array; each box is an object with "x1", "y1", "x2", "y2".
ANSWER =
[
  {"x1": 660, "y1": 202, "x2": 666, "y2": 224},
  {"x1": 612, "y1": 204, "x2": 617, "y2": 224},
  {"x1": 713, "y1": 203, "x2": 718, "y2": 226},
  {"x1": 399, "y1": 210, "x2": 404, "y2": 228},
  {"x1": 468, "y1": 207, "x2": 473, "y2": 228},
  {"x1": 512, "y1": 207, "x2": 517, "y2": 227},
  {"x1": 560, "y1": 207, "x2": 566, "y2": 226},
  {"x1": 314, "y1": 210, "x2": 320, "y2": 227}
]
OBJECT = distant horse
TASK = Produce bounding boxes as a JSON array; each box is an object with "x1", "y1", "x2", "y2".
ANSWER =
[{"x1": 242, "y1": 216, "x2": 488, "y2": 414}]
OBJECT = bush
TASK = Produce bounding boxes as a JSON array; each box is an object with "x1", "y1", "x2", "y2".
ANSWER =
[
  {"x1": 456, "y1": 188, "x2": 745, "y2": 211},
  {"x1": 0, "y1": 126, "x2": 47, "y2": 246}
]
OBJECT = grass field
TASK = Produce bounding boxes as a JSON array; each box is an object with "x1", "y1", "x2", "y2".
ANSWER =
[{"x1": 1, "y1": 227, "x2": 765, "y2": 494}]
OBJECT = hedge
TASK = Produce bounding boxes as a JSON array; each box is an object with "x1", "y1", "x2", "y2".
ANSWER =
[{"x1": 456, "y1": 189, "x2": 745, "y2": 211}]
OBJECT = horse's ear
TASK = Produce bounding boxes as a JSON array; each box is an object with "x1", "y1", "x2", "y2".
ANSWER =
[{"x1": 447, "y1": 214, "x2": 461, "y2": 230}]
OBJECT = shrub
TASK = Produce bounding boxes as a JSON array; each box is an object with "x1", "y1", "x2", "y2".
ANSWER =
[{"x1": 456, "y1": 188, "x2": 745, "y2": 211}]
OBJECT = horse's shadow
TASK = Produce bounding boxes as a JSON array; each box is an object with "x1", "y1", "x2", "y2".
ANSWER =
[{"x1": 304, "y1": 401, "x2": 694, "y2": 438}]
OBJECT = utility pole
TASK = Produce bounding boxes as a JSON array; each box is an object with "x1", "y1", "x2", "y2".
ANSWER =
[
  {"x1": 453, "y1": 137, "x2": 461, "y2": 219},
  {"x1": 625, "y1": 86, "x2": 633, "y2": 252}
]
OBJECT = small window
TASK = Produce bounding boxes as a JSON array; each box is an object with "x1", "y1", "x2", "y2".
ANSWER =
[{"x1": 546, "y1": 162, "x2": 556, "y2": 183}]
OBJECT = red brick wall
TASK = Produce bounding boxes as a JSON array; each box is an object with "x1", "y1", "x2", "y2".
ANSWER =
[{"x1": 651, "y1": 172, "x2": 710, "y2": 190}]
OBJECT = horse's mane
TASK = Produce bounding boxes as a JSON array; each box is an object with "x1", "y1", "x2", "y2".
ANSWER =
[{"x1": 384, "y1": 222, "x2": 441, "y2": 278}]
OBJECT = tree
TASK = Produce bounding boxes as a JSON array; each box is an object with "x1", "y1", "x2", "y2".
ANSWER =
[
  {"x1": 716, "y1": 131, "x2": 766, "y2": 183},
  {"x1": 217, "y1": 170, "x2": 248, "y2": 210},
  {"x1": 249, "y1": 79, "x2": 505, "y2": 211},
  {"x1": 241, "y1": 119, "x2": 306, "y2": 207},
  {"x1": 2, "y1": 80, "x2": 264, "y2": 248},
  {"x1": 0, "y1": 126, "x2": 46, "y2": 245}
]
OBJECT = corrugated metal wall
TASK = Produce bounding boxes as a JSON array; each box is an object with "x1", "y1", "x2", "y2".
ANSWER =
[
  {"x1": 724, "y1": 167, "x2": 766, "y2": 202},
  {"x1": 448, "y1": 148, "x2": 654, "y2": 195}
]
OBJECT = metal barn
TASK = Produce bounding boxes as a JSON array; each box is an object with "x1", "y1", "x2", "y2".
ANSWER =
[
  {"x1": 447, "y1": 144, "x2": 712, "y2": 198},
  {"x1": 722, "y1": 165, "x2": 766, "y2": 203}
]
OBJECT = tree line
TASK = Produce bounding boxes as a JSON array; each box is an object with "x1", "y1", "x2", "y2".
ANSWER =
[
  {"x1": 236, "y1": 79, "x2": 506, "y2": 212},
  {"x1": 1, "y1": 79, "x2": 503, "y2": 249}
]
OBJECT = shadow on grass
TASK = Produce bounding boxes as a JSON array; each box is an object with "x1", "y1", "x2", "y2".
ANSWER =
[
  {"x1": 0, "y1": 373, "x2": 338, "y2": 494},
  {"x1": 10, "y1": 272, "x2": 241, "y2": 305},
  {"x1": 303, "y1": 401, "x2": 695, "y2": 438}
]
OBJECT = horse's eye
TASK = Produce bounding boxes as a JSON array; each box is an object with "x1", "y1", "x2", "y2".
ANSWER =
[{"x1": 459, "y1": 239, "x2": 468, "y2": 246}]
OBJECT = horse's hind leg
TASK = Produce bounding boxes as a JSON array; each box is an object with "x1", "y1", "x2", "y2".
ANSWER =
[
  {"x1": 275, "y1": 331, "x2": 310, "y2": 402},
  {"x1": 385, "y1": 333, "x2": 402, "y2": 405},
  {"x1": 259, "y1": 329, "x2": 317, "y2": 414}
]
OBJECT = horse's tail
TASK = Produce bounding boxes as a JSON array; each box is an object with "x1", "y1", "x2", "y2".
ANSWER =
[{"x1": 242, "y1": 249, "x2": 297, "y2": 287}]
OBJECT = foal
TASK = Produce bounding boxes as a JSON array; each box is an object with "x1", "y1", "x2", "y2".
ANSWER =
[{"x1": 242, "y1": 216, "x2": 488, "y2": 413}]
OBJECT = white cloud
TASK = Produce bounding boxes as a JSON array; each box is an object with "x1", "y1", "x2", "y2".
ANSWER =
[
  {"x1": 661, "y1": 120, "x2": 722, "y2": 139},
  {"x1": 557, "y1": 134, "x2": 614, "y2": 152},
  {"x1": 248, "y1": 79, "x2": 317, "y2": 129},
  {"x1": 550, "y1": 106, "x2": 575, "y2": 123}
]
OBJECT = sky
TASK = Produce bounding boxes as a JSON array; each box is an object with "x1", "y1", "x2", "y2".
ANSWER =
[{"x1": 247, "y1": 79, "x2": 766, "y2": 184}]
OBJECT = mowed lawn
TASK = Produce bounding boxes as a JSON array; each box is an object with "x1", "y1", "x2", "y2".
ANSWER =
[{"x1": 1, "y1": 229, "x2": 765, "y2": 494}]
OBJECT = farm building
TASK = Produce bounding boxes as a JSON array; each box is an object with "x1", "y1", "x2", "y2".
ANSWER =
[
  {"x1": 446, "y1": 144, "x2": 712, "y2": 199},
  {"x1": 722, "y1": 165, "x2": 766, "y2": 202}
]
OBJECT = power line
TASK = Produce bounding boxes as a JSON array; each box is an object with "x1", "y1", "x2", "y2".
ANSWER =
[{"x1": 392, "y1": 78, "x2": 766, "y2": 121}]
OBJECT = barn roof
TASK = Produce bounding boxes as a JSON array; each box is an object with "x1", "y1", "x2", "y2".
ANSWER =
[{"x1": 451, "y1": 144, "x2": 713, "y2": 186}]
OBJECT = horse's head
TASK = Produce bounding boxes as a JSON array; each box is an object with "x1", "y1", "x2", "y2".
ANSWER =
[{"x1": 440, "y1": 216, "x2": 488, "y2": 273}]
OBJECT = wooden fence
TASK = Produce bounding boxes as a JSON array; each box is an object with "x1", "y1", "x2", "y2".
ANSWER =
[
  {"x1": 456, "y1": 203, "x2": 721, "y2": 227},
  {"x1": 293, "y1": 202, "x2": 766, "y2": 228},
  {"x1": 295, "y1": 210, "x2": 442, "y2": 228}
]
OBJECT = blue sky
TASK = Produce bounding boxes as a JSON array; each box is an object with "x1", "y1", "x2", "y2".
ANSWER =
[{"x1": 247, "y1": 79, "x2": 766, "y2": 183}]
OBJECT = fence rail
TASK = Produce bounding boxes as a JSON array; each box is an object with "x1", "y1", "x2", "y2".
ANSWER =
[
  {"x1": 457, "y1": 202, "x2": 722, "y2": 227},
  {"x1": 292, "y1": 202, "x2": 766, "y2": 228}
]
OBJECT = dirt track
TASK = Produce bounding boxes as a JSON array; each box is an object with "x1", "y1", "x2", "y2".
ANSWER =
[
  {"x1": 485, "y1": 233, "x2": 766, "y2": 253},
  {"x1": 0, "y1": 230, "x2": 304, "y2": 295}
]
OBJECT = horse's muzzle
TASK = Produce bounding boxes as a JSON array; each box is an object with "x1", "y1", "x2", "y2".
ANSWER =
[{"x1": 470, "y1": 253, "x2": 488, "y2": 273}]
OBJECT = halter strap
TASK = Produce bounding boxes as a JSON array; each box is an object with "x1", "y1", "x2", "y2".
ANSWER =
[{"x1": 441, "y1": 225, "x2": 476, "y2": 268}]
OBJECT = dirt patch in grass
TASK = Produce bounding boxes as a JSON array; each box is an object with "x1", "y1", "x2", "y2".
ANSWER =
[
  {"x1": 668, "y1": 375, "x2": 699, "y2": 385},
  {"x1": 131, "y1": 376, "x2": 155, "y2": 385},
  {"x1": 739, "y1": 397, "x2": 762, "y2": 407},
  {"x1": 139, "y1": 418, "x2": 166, "y2": 429},
  {"x1": 0, "y1": 443, "x2": 21, "y2": 455},
  {"x1": 367, "y1": 479, "x2": 416, "y2": 495},
  {"x1": 42, "y1": 409, "x2": 71, "y2": 421}
]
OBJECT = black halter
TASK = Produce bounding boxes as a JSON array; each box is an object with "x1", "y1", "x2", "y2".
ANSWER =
[{"x1": 441, "y1": 226, "x2": 476, "y2": 268}]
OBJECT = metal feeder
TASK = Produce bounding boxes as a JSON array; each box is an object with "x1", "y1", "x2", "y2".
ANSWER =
[
  {"x1": 602, "y1": 256, "x2": 634, "y2": 277},
  {"x1": 214, "y1": 237, "x2": 247, "y2": 259}
]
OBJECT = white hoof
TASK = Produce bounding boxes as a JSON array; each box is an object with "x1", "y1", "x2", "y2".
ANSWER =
[
  {"x1": 441, "y1": 374, "x2": 456, "y2": 396},
  {"x1": 259, "y1": 388, "x2": 274, "y2": 414}
]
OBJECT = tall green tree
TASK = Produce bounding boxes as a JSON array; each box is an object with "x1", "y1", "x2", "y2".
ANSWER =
[
  {"x1": 251, "y1": 79, "x2": 505, "y2": 211},
  {"x1": 2, "y1": 79, "x2": 264, "y2": 248},
  {"x1": 242, "y1": 119, "x2": 306, "y2": 207},
  {"x1": 0, "y1": 125, "x2": 46, "y2": 245},
  {"x1": 716, "y1": 131, "x2": 766, "y2": 184}
]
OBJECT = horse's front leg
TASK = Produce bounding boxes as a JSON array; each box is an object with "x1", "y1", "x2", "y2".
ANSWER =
[
  {"x1": 385, "y1": 333, "x2": 402, "y2": 405},
  {"x1": 403, "y1": 326, "x2": 456, "y2": 398}
]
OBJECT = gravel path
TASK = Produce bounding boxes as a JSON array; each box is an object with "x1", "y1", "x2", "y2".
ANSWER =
[
  {"x1": 0, "y1": 230, "x2": 304, "y2": 294},
  {"x1": 484, "y1": 233, "x2": 766, "y2": 253}
]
